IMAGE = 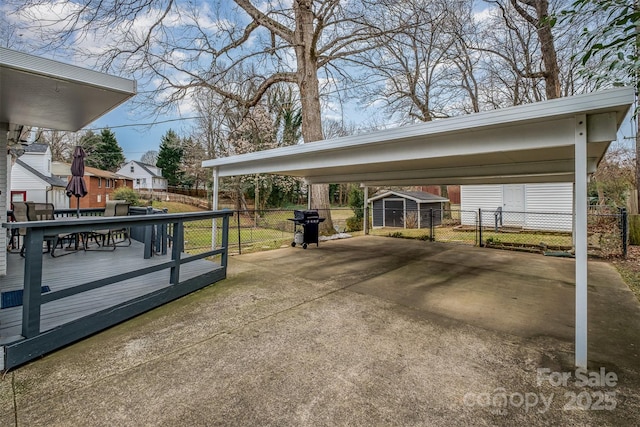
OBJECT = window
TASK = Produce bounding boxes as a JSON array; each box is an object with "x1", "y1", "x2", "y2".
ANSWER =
[
  {"x1": 130, "y1": 165, "x2": 135, "y2": 173},
  {"x1": 136, "y1": 179, "x2": 141, "y2": 185},
  {"x1": 98, "y1": 177, "x2": 102, "y2": 188},
  {"x1": 97, "y1": 194, "x2": 102, "y2": 203},
  {"x1": 106, "y1": 179, "x2": 111, "y2": 188}
]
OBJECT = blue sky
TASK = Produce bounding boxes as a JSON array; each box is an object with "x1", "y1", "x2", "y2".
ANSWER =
[
  {"x1": 6, "y1": 0, "x2": 635, "y2": 162},
  {"x1": 90, "y1": 105, "x2": 196, "y2": 162}
]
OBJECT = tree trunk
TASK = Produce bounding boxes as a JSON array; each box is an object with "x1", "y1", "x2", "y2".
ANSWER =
[
  {"x1": 534, "y1": 0, "x2": 560, "y2": 99},
  {"x1": 293, "y1": 0, "x2": 334, "y2": 233}
]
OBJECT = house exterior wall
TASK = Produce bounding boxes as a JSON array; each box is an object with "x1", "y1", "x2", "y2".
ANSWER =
[
  {"x1": 10, "y1": 163, "x2": 69, "y2": 208},
  {"x1": 524, "y1": 183, "x2": 573, "y2": 231},
  {"x1": 20, "y1": 150, "x2": 51, "y2": 175},
  {"x1": 117, "y1": 161, "x2": 167, "y2": 191},
  {"x1": 460, "y1": 185, "x2": 503, "y2": 227},
  {"x1": 0, "y1": 124, "x2": 8, "y2": 276},
  {"x1": 69, "y1": 176, "x2": 133, "y2": 209},
  {"x1": 461, "y1": 183, "x2": 573, "y2": 231}
]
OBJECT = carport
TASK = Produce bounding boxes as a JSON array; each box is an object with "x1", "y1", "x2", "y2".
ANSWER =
[{"x1": 202, "y1": 87, "x2": 634, "y2": 368}]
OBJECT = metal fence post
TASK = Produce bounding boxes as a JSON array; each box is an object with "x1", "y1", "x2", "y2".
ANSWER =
[
  {"x1": 478, "y1": 208, "x2": 483, "y2": 247},
  {"x1": 620, "y1": 207, "x2": 628, "y2": 258},
  {"x1": 237, "y1": 210, "x2": 242, "y2": 255},
  {"x1": 429, "y1": 208, "x2": 435, "y2": 241}
]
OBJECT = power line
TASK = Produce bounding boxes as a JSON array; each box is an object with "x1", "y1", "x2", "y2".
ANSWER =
[{"x1": 85, "y1": 116, "x2": 205, "y2": 131}]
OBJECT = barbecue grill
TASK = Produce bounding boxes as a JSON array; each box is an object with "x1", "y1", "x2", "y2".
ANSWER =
[{"x1": 288, "y1": 210, "x2": 325, "y2": 249}]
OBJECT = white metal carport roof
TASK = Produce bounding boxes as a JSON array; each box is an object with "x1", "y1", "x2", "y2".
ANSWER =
[
  {"x1": 203, "y1": 87, "x2": 635, "y2": 369},
  {"x1": 203, "y1": 87, "x2": 632, "y2": 186}
]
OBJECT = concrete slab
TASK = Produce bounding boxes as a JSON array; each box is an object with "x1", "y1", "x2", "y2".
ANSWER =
[{"x1": 1, "y1": 236, "x2": 639, "y2": 426}]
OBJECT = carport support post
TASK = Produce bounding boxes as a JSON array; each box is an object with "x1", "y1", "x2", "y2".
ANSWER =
[
  {"x1": 212, "y1": 167, "x2": 219, "y2": 250},
  {"x1": 575, "y1": 114, "x2": 588, "y2": 368},
  {"x1": 363, "y1": 185, "x2": 369, "y2": 235}
]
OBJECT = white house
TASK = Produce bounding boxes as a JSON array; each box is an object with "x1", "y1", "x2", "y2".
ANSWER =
[
  {"x1": 117, "y1": 160, "x2": 168, "y2": 191},
  {"x1": 460, "y1": 183, "x2": 573, "y2": 231},
  {"x1": 10, "y1": 143, "x2": 69, "y2": 208}
]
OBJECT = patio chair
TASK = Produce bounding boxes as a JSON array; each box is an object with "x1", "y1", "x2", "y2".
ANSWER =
[
  {"x1": 21, "y1": 202, "x2": 63, "y2": 256},
  {"x1": 86, "y1": 200, "x2": 131, "y2": 250},
  {"x1": 11, "y1": 201, "x2": 29, "y2": 254}
]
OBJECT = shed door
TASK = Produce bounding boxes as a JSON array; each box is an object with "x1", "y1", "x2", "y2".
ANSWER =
[
  {"x1": 384, "y1": 200, "x2": 404, "y2": 227},
  {"x1": 503, "y1": 185, "x2": 525, "y2": 226}
]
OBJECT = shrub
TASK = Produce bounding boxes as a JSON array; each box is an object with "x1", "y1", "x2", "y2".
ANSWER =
[
  {"x1": 345, "y1": 216, "x2": 363, "y2": 232},
  {"x1": 629, "y1": 215, "x2": 640, "y2": 245},
  {"x1": 112, "y1": 187, "x2": 140, "y2": 206}
]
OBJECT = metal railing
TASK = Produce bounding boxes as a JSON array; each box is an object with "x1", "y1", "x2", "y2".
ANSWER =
[{"x1": 1, "y1": 210, "x2": 232, "y2": 369}]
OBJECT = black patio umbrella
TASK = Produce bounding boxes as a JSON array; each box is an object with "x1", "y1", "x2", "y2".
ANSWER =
[{"x1": 66, "y1": 146, "x2": 88, "y2": 218}]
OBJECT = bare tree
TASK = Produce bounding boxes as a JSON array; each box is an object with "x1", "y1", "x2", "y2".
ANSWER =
[
  {"x1": 478, "y1": 0, "x2": 561, "y2": 102},
  {"x1": 39, "y1": 130, "x2": 77, "y2": 162},
  {"x1": 9, "y1": 0, "x2": 406, "y2": 233},
  {"x1": 140, "y1": 150, "x2": 159, "y2": 165},
  {"x1": 356, "y1": 0, "x2": 459, "y2": 124},
  {"x1": 180, "y1": 138, "x2": 207, "y2": 190}
]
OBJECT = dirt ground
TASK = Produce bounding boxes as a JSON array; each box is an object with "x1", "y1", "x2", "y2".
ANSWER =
[{"x1": 612, "y1": 245, "x2": 640, "y2": 303}]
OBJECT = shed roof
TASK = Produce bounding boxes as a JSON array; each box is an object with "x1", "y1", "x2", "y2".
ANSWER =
[
  {"x1": 202, "y1": 87, "x2": 633, "y2": 186},
  {"x1": 23, "y1": 143, "x2": 49, "y2": 153},
  {"x1": 368, "y1": 190, "x2": 449, "y2": 203}
]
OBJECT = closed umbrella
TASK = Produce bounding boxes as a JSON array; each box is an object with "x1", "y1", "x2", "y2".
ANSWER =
[{"x1": 66, "y1": 146, "x2": 88, "y2": 218}]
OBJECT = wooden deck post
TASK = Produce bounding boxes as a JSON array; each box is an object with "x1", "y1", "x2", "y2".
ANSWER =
[{"x1": 22, "y1": 228, "x2": 44, "y2": 338}]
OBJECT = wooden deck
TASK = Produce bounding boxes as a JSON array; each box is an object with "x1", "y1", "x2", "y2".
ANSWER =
[{"x1": 0, "y1": 241, "x2": 220, "y2": 342}]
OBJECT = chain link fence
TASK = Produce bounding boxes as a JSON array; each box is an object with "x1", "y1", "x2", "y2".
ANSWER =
[
  {"x1": 367, "y1": 207, "x2": 628, "y2": 258},
  {"x1": 154, "y1": 206, "x2": 627, "y2": 258}
]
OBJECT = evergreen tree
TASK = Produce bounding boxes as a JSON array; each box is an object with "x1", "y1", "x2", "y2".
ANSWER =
[
  {"x1": 81, "y1": 128, "x2": 125, "y2": 171},
  {"x1": 79, "y1": 130, "x2": 102, "y2": 167},
  {"x1": 97, "y1": 128, "x2": 125, "y2": 172},
  {"x1": 157, "y1": 129, "x2": 184, "y2": 186}
]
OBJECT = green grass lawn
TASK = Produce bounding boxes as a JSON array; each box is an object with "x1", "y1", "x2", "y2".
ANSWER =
[{"x1": 369, "y1": 227, "x2": 579, "y2": 247}]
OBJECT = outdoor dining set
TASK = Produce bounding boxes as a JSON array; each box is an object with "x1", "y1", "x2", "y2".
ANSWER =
[{"x1": 8, "y1": 200, "x2": 132, "y2": 257}]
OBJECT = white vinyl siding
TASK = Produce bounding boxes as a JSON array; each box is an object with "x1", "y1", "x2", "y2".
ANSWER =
[
  {"x1": 0, "y1": 136, "x2": 8, "y2": 275},
  {"x1": 460, "y1": 185, "x2": 503, "y2": 226},
  {"x1": 525, "y1": 183, "x2": 573, "y2": 231},
  {"x1": 525, "y1": 183, "x2": 573, "y2": 212},
  {"x1": 20, "y1": 152, "x2": 48, "y2": 173},
  {"x1": 461, "y1": 183, "x2": 573, "y2": 231},
  {"x1": 117, "y1": 161, "x2": 167, "y2": 191}
]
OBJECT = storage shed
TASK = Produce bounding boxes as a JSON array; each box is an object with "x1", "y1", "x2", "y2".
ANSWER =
[{"x1": 368, "y1": 190, "x2": 449, "y2": 228}]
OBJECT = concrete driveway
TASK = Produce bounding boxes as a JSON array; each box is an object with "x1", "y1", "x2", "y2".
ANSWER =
[{"x1": 1, "y1": 236, "x2": 639, "y2": 426}]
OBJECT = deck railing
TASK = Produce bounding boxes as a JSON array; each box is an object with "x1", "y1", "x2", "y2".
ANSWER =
[{"x1": 1, "y1": 210, "x2": 231, "y2": 369}]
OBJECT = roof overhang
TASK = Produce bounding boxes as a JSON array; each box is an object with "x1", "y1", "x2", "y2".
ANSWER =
[
  {"x1": 0, "y1": 47, "x2": 136, "y2": 133},
  {"x1": 202, "y1": 87, "x2": 634, "y2": 186},
  {"x1": 367, "y1": 191, "x2": 449, "y2": 204}
]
